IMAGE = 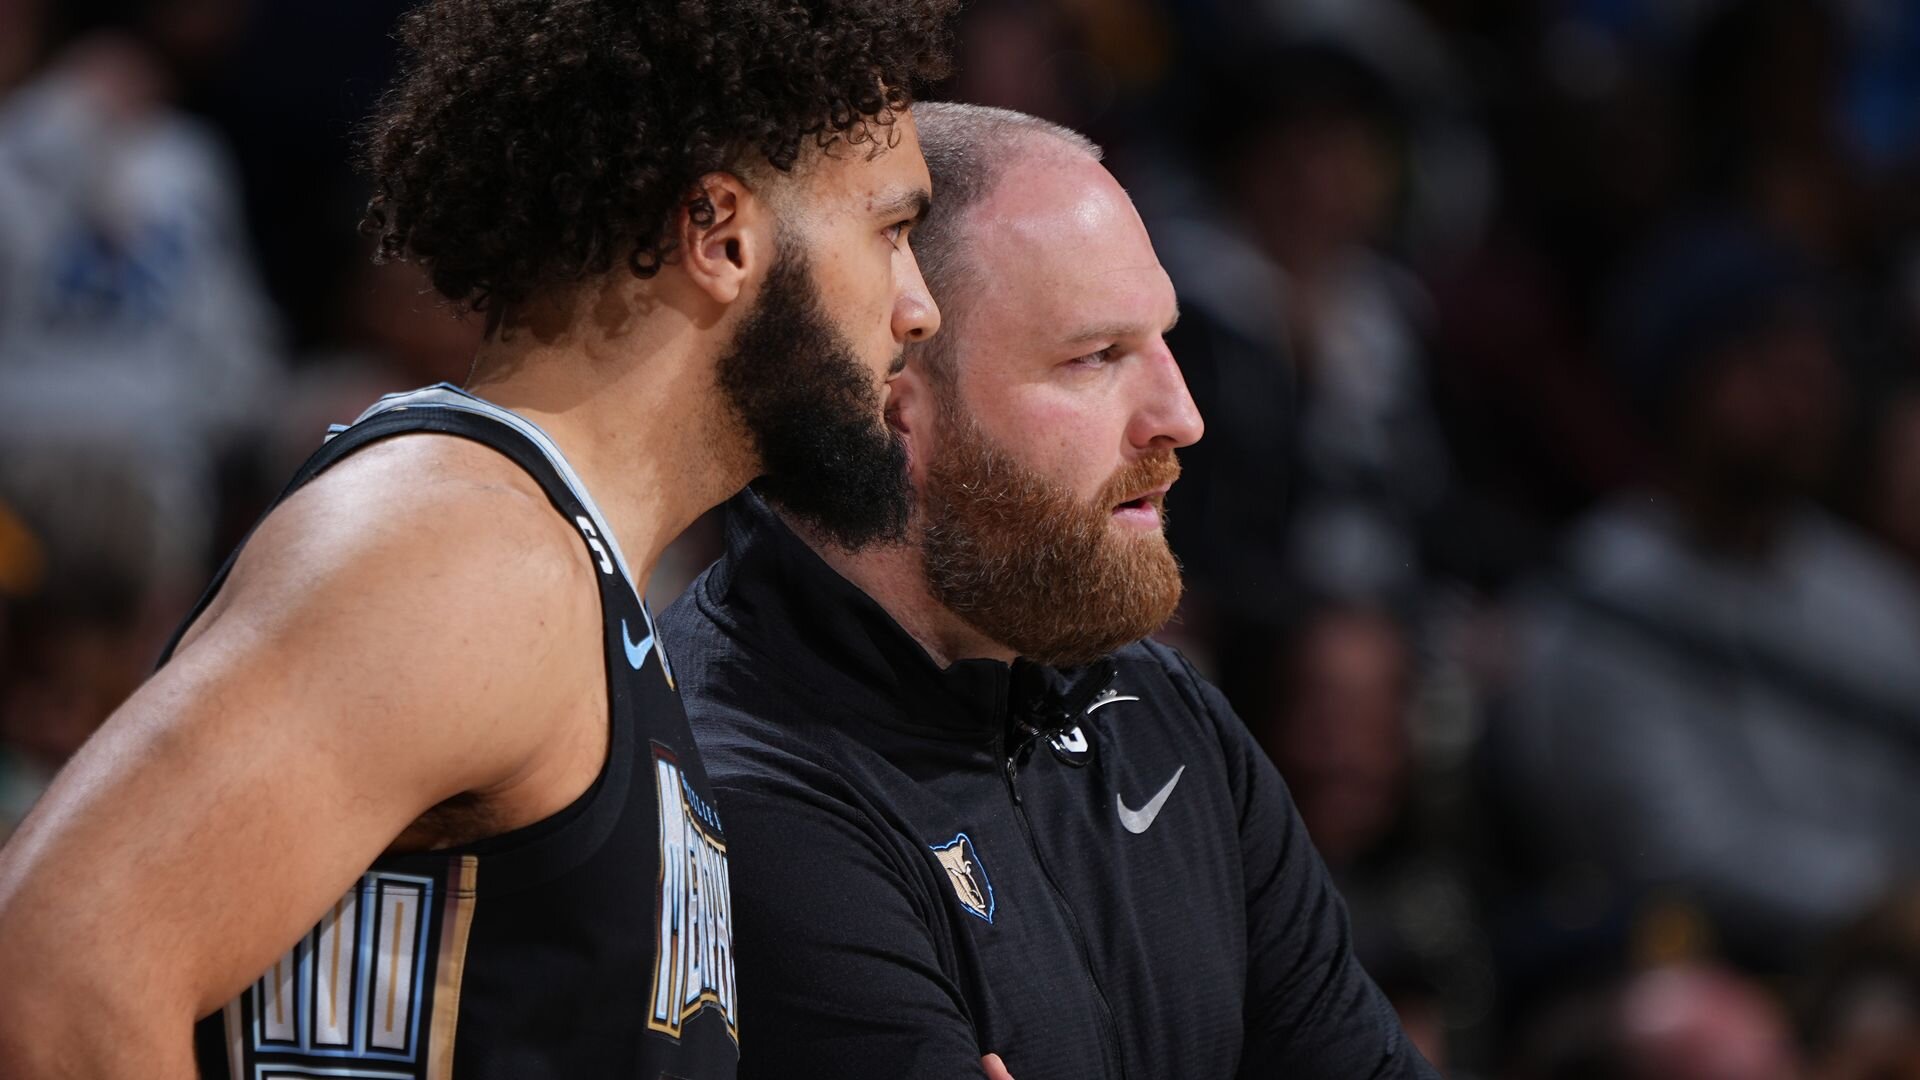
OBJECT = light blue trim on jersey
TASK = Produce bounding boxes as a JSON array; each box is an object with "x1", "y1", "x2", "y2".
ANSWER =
[
  {"x1": 341, "y1": 383, "x2": 675, "y2": 682},
  {"x1": 251, "y1": 1065, "x2": 413, "y2": 1080}
]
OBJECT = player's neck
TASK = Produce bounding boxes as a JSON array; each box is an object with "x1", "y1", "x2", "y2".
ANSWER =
[
  {"x1": 466, "y1": 279, "x2": 758, "y2": 594},
  {"x1": 804, "y1": 522, "x2": 1018, "y2": 670}
]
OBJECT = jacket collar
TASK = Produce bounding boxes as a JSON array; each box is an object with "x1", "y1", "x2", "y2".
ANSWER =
[{"x1": 703, "y1": 489, "x2": 1116, "y2": 741}]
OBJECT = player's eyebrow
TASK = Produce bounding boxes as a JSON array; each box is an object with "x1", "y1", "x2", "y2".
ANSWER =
[{"x1": 873, "y1": 187, "x2": 932, "y2": 225}]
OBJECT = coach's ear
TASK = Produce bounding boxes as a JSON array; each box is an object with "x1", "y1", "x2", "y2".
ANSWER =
[
  {"x1": 679, "y1": 172, "x2": 775, "y2": 307},
  {"x1": 885, "y1": 360, "x2": 937, "y2": 489}
]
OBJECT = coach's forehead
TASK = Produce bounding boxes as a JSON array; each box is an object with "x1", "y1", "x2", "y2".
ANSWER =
[{"x1": 967, "y1": 151, "x2": 1165, "y2": 328}]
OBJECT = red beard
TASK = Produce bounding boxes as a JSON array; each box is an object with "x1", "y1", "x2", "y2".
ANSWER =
[{"x1": 920, "y1": 405, "x2": 1184, "y2": 667}]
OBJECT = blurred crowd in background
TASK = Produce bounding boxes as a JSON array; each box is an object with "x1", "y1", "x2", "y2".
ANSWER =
[{"x1": 3, "y1": 0, "x2": 1920, "y2": 1075}]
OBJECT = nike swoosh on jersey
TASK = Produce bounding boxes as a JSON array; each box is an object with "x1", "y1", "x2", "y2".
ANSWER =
[
  {"x1": 621, "y1": 619, "x2": 652, "y2": 671},
  {"x1": 1116, "y1": 765, "x2": 1186, "y2": 834}
]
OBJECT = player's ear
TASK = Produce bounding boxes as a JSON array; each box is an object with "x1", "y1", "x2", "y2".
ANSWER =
[{"x1": 679, "y1": 172, "x2": 773, "y2": 306}]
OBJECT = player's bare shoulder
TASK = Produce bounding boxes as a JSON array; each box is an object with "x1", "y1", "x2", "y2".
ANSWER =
[
  {"x1": 194, "y1": 432, "x2": 592, "y2": 629},
  {"x1": 170, "y1": 431, "x2": 607, "y2": 816}
]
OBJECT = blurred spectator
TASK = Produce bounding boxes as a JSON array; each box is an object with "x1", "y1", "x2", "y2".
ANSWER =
[
  {"x1": 1263, "y1": 605, "x2": 1428, "y2": 1055},
  {"x1": 1615, "y1": 964, "x2": 1803, "y2": 1080},
  {"x1": 0, "y1": 7, "x2": 283, "y2": 579},
  {"x1": 0, "y1": 498, "x2": 42, "y2": 603},
  {"x1": 1502, "y1": 218, "x2": 1920, "y2": 968},
  {"x1": 0, "y1": 444, "x2": 197, "y2": 840},
  {"x1": 1681, "y1": 0, "x2": 1858, "y2": 267},
  {"x1": 0, "y1": 496, "x2": 45, "y2": 836},
  {"x1": 1151, "y1": 203, "x2": 1294, "y2": 665},
  {"x1": 1854, "y1": 383, "x2": 1920, "y2": 579},
  {"x1": 1510, "y1": 962, "x2": 1803, "y2": 1080},
  {"x1": 182, "y1": 0, "x2": 424, "y2": 349},
  {"x1": 1798, "y1": 888, "x2": 1920, "y2": 1080},
  {"x1": 1161, "y1": 44, "x2": 1451, "y2": 673},
  {"x1": 1252, "y1": 601, "x2": 1485, "y2": 1071},
  {"x1": 945, "y1": 0, "x2": 1098, "y2": 134},
  {"x1": 1233, "y1": 45, "x2": 1448, "y2": 606},
  {"x1": 1262, "y1": 603, "x2": 1413, "y2": 867},
  {"x1": 0, "y1": 0, "x2": 48, "y2": 93},
  {"x1": 941, "y1": 0, "x2": 1174, "y2": 149},
  {"x1": 0, "y1": 1, "x2": 282, "y2": 832}
]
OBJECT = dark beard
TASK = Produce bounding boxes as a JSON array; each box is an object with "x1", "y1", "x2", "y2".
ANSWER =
[
  {"x1": 920, "y1": 400, "x2": 1185, "y2": 667},
  {"x1": 716, "y1": 235, "x2": 912, "y2": 550}
]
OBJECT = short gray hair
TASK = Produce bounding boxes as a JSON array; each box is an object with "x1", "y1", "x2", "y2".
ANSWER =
[{"x1": 908, "y1": 102, "x2": 1103, "y2": 380}]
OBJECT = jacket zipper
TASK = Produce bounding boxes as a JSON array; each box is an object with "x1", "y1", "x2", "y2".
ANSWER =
[{"x1": 997, "y1": 731, "x2": 1130, "y2": 1080}]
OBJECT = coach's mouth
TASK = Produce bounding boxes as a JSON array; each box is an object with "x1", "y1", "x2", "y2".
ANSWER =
[{"x1": 1110, "y1": 484, "x2": 1171, "y2": 527}]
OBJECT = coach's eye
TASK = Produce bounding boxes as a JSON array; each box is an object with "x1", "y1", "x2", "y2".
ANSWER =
[{"x1": 1071, "y1": 346, "x2": 1117, "y2": 368}]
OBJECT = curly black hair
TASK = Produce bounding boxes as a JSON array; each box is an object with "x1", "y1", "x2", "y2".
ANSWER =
[{"x1": 359, "y1": 0, "x2": 956, "y2": 317}]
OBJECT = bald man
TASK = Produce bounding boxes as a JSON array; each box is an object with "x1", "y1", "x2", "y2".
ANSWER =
[{"x1": 661, "y1": 103, "x2": 1436, "y2": 1079}]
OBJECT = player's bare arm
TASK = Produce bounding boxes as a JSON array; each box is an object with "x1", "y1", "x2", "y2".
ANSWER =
[{"x1": 0, "y1": 436, "x2": 605, "y2": 1078}]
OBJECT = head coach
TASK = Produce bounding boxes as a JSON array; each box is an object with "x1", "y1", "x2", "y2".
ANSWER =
[{"x1": 661, "y1": 102, "x2": 1439, "y2": 1080}]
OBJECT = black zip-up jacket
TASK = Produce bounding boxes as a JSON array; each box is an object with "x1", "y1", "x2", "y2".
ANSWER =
[{"x1": 662, "y1": 492, "x2": 1437, "y2": 1079}]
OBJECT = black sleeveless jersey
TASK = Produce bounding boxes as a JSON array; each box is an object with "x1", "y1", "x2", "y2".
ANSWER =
[{"x1": 166, "y1": 384, "x2": 739, "y2": 1080}]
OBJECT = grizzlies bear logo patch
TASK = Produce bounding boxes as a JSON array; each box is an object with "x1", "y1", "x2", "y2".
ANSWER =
[{"x1": 930, "y1": 833, "x2": 995, "y2": 924}]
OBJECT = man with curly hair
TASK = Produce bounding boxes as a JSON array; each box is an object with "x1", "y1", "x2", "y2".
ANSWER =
[{"x1": 0, "y1": 1, "x2": 952, "y2": 1076}]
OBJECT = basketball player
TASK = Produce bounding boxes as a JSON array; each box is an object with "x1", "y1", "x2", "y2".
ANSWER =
[
  {"x1": 0, "y1": 1, "x2": 952, "y2": 1076},
  {"x1": 661, "y1": 103, "x2": 1439, "y2": 1078}
]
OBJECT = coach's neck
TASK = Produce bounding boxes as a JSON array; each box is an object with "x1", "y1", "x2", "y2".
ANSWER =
[{"x1": 803, "y1": 522, "x2": 1018, "y2": 671}]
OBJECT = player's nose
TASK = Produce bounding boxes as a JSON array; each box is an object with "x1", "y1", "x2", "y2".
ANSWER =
[{"x1": 894, "y1": 248, "x2": 941, "y2": 344}]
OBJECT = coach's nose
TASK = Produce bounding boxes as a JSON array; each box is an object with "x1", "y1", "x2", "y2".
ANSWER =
[{"x1": 1129, "y1": 338, "x2": 1203, "y2": 451}]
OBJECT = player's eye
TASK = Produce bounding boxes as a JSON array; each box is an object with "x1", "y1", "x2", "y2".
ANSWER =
[
  {"x1": 885, "y1": 220, "x2": 914, "y2": 249},
  {"x1": 1071, "y1": 346, "x2": 1118, "y2": 368}
]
